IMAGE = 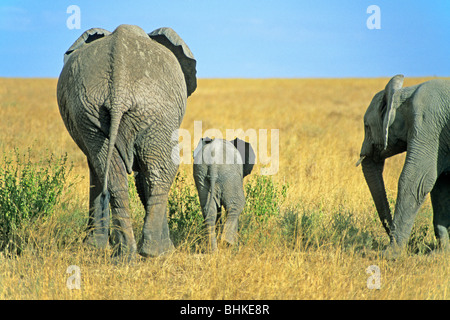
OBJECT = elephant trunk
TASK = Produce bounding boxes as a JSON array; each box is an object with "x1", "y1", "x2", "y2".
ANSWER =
[{"x1": 361, "y1": 157, "x2": 392, "y2": 236}]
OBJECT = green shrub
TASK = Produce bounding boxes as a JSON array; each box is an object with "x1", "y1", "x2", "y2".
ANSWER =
[
  {"x1": 243, "y1": 175, "x2": 288, "y2": 222},
  {"x1": 239, "y1": 175, "x2": 288, "y2": 246},
  {"x1": 167, "y1": 172, "x2": 203, "y2": 249},
  {"x1": 0, "y1": 149, "x2": 71, "y2": 253}
]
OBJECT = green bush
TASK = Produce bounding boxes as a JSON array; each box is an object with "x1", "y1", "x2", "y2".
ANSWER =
[
  {"x1": 167, "y1": 172, "x2": 203, "y2": 249},
  {"x1": 239, "y1": 175, "x2": 288, "y2": 246},
  {"x1": 0, "y1": 149, "x2": 71, "y2": 253},
  {"x1": 243, "y1": 175, "x2": 288, "y2": 222}
]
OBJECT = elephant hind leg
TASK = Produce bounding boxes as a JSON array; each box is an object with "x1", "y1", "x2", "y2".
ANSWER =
[
  {"x1": 84, "y1": 160, "x2": 110, "y2": 249},
  {"x1": 222, "y1": 190, "x2": 245, "y2": 247},
  {"x1": 87, "y1": 147, "x2": 136, "y2": 259},
  {"x1": 196, "y1": 182, "x2": 219, "y2": 252},
  {"x1": 136, "y1": 173, "x2": 175, "y2": 257},
  {"x1": 430, "y1": 173, "x2": 450, "y2": 250},
  {"x1": 135, "y1": 134, "x2": 177, "y2": 257},
  {"x1": 107, "y1": 154, "x2": 137, "y2": 259},
  {"x1": 205, "y1": 198, "x2": 220, "y2": 252}
]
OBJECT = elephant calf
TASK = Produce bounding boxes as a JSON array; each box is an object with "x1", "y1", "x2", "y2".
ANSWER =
[{"x1": 193, "y1": 137, "x2": 255, "y2": 251}]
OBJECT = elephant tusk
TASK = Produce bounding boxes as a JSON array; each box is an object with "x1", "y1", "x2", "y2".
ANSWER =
[{"x1": 355, "y1": 156, "x2": 366, "y2": 167}]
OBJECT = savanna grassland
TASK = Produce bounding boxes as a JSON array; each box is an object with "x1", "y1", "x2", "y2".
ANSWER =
[{"x1": 0, "y1": 77, "x2": 449, "y2": 300}]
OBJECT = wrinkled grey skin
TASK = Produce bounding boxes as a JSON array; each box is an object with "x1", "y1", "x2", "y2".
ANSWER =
[
  {"x1": 57, "y1": 25, "x2": 197, "y2": 259},
  {"x1": 193, "y1": 138, "x2": 255, "y2": 251},
  {"x1": 357, "y1": 75, "x2": 450, "y2": 258}
]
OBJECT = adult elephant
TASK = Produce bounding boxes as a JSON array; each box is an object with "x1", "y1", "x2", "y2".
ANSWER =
[
  {"x1": 57, "y1": 24, "x2": 197, "y2": 259},
  {"x1": 357, "y1": 75, "x2": 450, "y2": 258}
]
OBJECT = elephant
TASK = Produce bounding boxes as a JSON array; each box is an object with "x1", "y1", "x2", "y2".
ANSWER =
[
  {"x1": 357, "y1": 74, "x2": 450, "y2": 258},
  {"x1": 56, "y1": 24, "x2": 197, "y2": 259},
  {"x1": 193, "y1": 137, "x2": 255, "y2": 251}
]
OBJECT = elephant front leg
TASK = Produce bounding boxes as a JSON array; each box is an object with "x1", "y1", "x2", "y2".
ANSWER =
[
  {"x1": 430, "y1": 173, "x2": 450, "y2": 252},
  {"x1": 385, "y1": 158, "x2": 437, "y2": 258},
  {"x1": 84, "y1": 160, "x2": 110, "y2": 249}
]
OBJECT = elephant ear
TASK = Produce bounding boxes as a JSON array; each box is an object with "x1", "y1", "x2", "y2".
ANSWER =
[
  {"x1": 63, "y1": 28, "x2": 111, "y2": 64},
  {"x1": 382, "y1": 74, "x2": 404, "y2": 150},
  {"x1": 232, "y1": 138, "x2": 256, "y2": 177},
  {"x1": 148, "y1": 27, "x2": 197, "y2": 97},
  {"x1": 193, "y1": 137, "x2": 213, "y2": 161}
]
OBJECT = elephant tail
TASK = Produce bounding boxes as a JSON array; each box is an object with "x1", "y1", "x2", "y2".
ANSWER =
[
  {"x1": 205, "y1": 164, "x2": 218, "y2": 218},
  {"x1": 100, "y1": 109, "x2": 124, "y2": 216}
]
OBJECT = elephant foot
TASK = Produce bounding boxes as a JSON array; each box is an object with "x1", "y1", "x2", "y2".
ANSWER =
[
  {"x1": 110, "y1": 240, "x2": 137, "y2": 261},
  {"x1": 138, "y1": 238, "x2": 174, "y2": 258},
  {"x1": 428, "y1": 249, "x2": 449, "y2": 258},
  {"x1": 205, "y1": 237, "x2": 218, "y2": 253},
  {"x1": 111, "y1": 250, "x2": 137, "y2": 264},
  {"x1": 161, "y1": 237, "x2": 175, "y2": 255},
  {"x1": 437, "y1": 238, "x2": 450, "y2": 253},
  {"x1": 83, "y1": 231, "x2": 109, "y2": 249},
  {"x1": 221, "y1": 231, "x2": 238, "y2": 247},
  {"x1": 381, "y1": 242, "x2": 405, "y2": 260},
  {"x1": 429, "y1": 242, "x2": 450, "y2": 256}
]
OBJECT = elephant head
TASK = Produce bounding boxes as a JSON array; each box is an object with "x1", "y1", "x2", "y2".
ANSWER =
[
  {"x1": 356, "y1": 75, "x2": 409, "y2": 236},
  {"x1": 63, "y1": 26, "x2": 197, "y2": 98}
]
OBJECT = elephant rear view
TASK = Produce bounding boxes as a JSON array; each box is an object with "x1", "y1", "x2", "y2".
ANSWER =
[
  {"x1": 193, "y1": 138, "x2": 255, "y2": 251},
  {"x1": 57, "y1": 25, "x2": 197, "y2": 259}
]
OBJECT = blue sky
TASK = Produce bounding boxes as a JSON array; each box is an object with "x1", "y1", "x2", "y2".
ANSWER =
[{"x1": 0, "y1": 0, "x2": 448, "y2": 78}]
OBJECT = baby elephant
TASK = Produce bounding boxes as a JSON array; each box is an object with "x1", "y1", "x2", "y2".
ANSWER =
[{"x1": 193, "y1": 137, "x2": 255, "y2": 251}]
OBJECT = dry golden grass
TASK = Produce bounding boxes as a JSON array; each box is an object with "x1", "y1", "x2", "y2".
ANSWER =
[{"x1": 0, "y1": 77, "x2": 449, "y2": 300}]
